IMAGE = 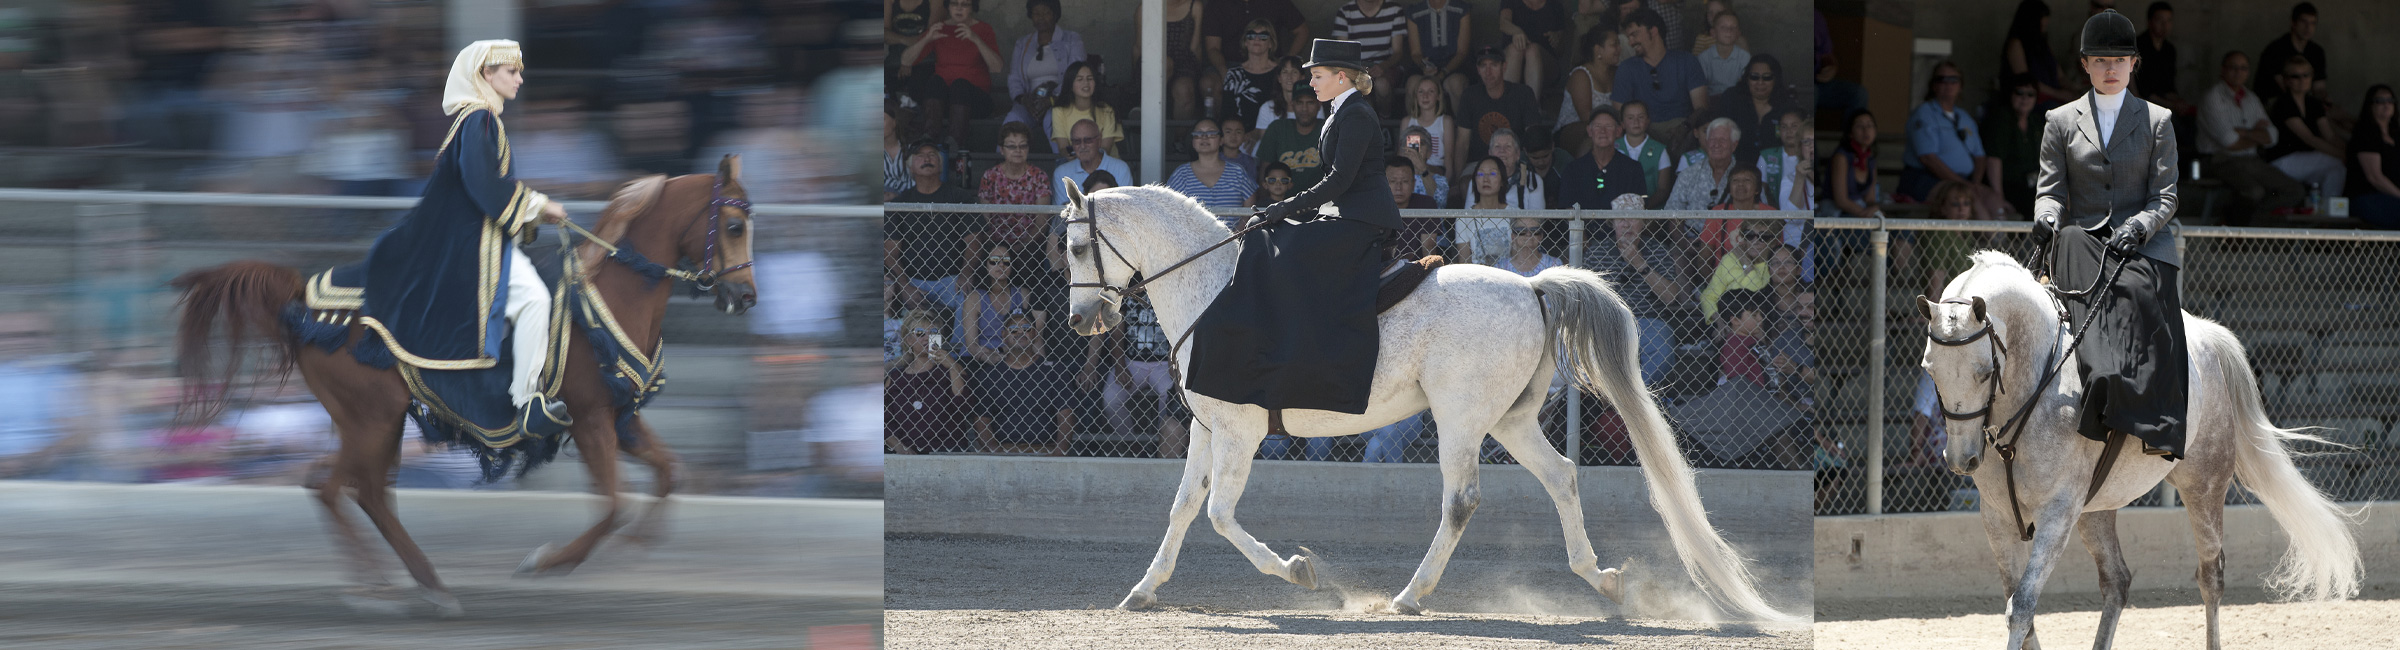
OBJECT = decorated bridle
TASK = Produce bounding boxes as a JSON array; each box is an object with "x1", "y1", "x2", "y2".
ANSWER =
[
  {"x1": 1062, "y1": 194, "x2": 1269, "y2": 314},
  {"x1": 686, "y1": 181, "x2": 755, "y2": 291}
]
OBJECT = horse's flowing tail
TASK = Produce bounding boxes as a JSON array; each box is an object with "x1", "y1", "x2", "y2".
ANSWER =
[
  {"x1": 1530, "y1": 267, "x2": 1798, "y2": 624},
  {"x1": 2193, "y1": 317, "x2": 2363, "y2": 602},
  {"x1": 172, "y1": 261, "x2": 305, "y2": 427}
]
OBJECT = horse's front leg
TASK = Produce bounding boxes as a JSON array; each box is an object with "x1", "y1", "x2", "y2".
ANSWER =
[
  {"x1": 1201, "y1": 419, "x2": 1315, "y2": 591},
  {"x1": 2005, "y1": 494, "x2": 2083, "y2": 650},
  {"x1": 2076, "y1": 509, "x2": 2132, "y2": 650},
  {"x1": 520, "y1": 405, "x2": 623, "y2": 576},
  {"x1": 1119, "y1": 405, "x2": 1219, "y2": 610}
]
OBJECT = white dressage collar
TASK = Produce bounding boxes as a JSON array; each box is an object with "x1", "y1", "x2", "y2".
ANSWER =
[{"x1": 1329, "y1": 87, "x2": 1360, "y2": 114}]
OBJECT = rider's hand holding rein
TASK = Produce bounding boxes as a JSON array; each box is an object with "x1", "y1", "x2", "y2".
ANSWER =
[{"x1": 540, "y1": 200, "x2": 568, "y2": 225}]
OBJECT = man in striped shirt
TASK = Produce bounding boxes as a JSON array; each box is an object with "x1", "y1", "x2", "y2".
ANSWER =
[{"x1": 1333, "y1": 0, "x2": 1408, "y2": 113}]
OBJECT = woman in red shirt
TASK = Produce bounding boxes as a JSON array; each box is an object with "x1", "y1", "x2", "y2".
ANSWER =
[{"x1": 900, "y1": 0, "x2": 1003, "y2": 147}]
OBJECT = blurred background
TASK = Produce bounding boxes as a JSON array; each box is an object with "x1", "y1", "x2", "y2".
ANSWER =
[{"x1": 0, "y1": 0, "x2": 890, "y2": 500}]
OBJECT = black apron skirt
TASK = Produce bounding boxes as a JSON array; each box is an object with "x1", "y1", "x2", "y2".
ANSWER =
[
  {"x1": 2052, "y1": 226, "x2": 2188, "y2": 456},
  {"x1": 1186, "y1": 217, "x2": 1389, "y2": 414}
]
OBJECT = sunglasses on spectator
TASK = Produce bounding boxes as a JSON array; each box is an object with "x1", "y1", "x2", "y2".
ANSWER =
[
  {"x1": 1512, "y1": 227, "x2": 1542, "y2": 236},
  {"x1": 987, "y1": 256, "x2": 1012, "y2": 265},
  {"x1": 1245, "y1": 32, "x2": 1272, "y2": 40},
  {"x1": 1072, "y1": 136, "x2": 1098, "y2": 144},
  {"x1": 908, "y1": 328, "x2": 934, "y2": 337},
  {"x1": 1264, "y1": 177, "x2": 1292, "y2": 184},
  {"x1": 1191, "y1": 130, "x2": 1220, "y2": 138},
  {"x1": 1747, "y1": 73, "x2": 1775, "y2": 82},
  {"x1": 1649, "y1": 66, "x2": 1661, "y2": 91}
]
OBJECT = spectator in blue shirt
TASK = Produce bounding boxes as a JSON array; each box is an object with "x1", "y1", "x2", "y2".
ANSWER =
[
  {"x1": 1899, "y1": 61, "x2": 1989, "y2": 204},
  {"x1": 1053, "y1": 119, "x2": 1134, "y2": 203},
  {"x1": 1167, "y1": 118, "x2": 1258, "y2": 210},
  {"x1": 1612, "y1": 8, "x2": 1710, "y2": 154}
]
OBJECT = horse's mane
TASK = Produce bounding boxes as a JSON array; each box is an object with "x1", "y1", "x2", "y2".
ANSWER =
[{"x1": 578, "y1": 174, "x2": 668, "y2": 271}]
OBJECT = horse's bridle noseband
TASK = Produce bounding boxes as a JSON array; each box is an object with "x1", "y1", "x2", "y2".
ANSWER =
[{"x1": 1927, "y1": 298, "x2": 2009, "y2": 442}]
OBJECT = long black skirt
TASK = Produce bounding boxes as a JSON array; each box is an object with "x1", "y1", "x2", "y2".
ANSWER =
[
  {"x1": 1186, "y1": 217, "x2": 1389, "y2": 414},
  {"x1": 2053, "y1": 226, "x2": 2188, "y2": 456}
]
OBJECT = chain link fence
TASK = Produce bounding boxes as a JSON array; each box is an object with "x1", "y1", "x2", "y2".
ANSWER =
[
  {"x1": 884, "y1": 202, "x2": 1815, "y2": 470},
  {"x1": 1812, "y1": 218, "x2": 2400, "y2": 515}
]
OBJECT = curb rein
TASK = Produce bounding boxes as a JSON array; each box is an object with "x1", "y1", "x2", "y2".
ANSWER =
[
  {"x1": 1929, "y1": 246, "x2": 2131, "y2": 542},
  {"x1": 557, "y1": 182, "x2": 754, "y2": 292}
]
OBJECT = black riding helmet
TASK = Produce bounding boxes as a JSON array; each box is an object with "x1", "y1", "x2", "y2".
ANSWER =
[{"x1": 2079, "y1": 9, "x2": 2138, "y2": 58}]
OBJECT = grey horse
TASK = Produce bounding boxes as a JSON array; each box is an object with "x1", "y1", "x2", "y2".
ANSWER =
[
  {"x1": 1922, "y1": 251, "x2": 2361, "y2": 650},
  {"x1": 1055, "y1": 178, "x2": 1796, "y2": 622}
]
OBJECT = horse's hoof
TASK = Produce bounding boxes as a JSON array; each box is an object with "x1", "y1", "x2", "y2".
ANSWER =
[
  {"x1": 420, "y1": 589, "x2": 464, "y2": 618},
  {"x1": 1117, "y1": 591, "x2": 1156, "y2": 610},
  {"x1": 1287, "y1": 552, "x2": 1318, "y2": 591},
  {"x1": 1393, "y1": 599, "x2": 1428, "y2": 616},
  {"x1": 1597, "y1": 567, "x2": 1625, "y2": 604},
  {"x1": 514, "y1": 543, "x2": 557, "y2": 577},
  {"x1": 339, "y1": 586, "x2": 411, "y2": 617}
]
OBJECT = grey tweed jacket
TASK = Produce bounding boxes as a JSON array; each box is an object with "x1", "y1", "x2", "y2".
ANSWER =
[{"x1": 2034, "y1": 91, "x2": 2180, "y2": 267}]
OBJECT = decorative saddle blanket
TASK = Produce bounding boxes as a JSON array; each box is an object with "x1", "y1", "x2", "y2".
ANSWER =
[{"x1": 286, "y1": 235, "x2": 667, "y2": 479}]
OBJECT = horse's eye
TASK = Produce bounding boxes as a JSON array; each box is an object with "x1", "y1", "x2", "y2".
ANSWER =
[{"x1": 729, "y1": 221, "x2": 746, "y2": 236}]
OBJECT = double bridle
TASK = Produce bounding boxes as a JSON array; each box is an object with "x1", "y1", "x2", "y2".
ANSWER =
[
  {"x1": 557, "y1": 181, "x2": 754, "y2": 292},
  {"x1": 1063, "y1": 198, "x2": 1269, "y2": 320}
]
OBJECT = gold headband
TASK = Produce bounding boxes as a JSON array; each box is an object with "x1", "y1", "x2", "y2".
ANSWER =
[{"x1": 485, "y1": 44, "x2": 522, "y2": 69}]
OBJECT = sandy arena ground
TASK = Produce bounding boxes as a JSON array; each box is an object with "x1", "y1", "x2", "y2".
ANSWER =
[
  {"x1": 887, "y1": 534, "x2": 1812, "y2": 649},
  {"x1": 1816, "y1": 584, "x2": 2400, "y2": 649}
]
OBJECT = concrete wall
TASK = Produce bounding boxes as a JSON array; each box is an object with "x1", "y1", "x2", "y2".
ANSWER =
[
  {"x1": 887, "y1": 455, "x2": 1808, "y2": 555},
  {"x1": 1815, "y1": 503, "x2": 2400, "y2": 602},
  {"x1": 1909, "y1": 0, "x2": 2400, "y2": 113},
  {"x1": 970, "y1": 0, "x2": 1814, "y2": 110}
]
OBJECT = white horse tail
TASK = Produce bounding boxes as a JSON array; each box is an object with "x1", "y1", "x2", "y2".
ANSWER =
[
  {"x1": 2194, "y1": 318, "x2": 2364, "y2": 602},
  {"x1": 1529, "y1": 267, "x2": 1797, "y2": 624}
]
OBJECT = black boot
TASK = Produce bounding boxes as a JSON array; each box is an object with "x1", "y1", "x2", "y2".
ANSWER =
[{"x1": 518, "y1": 395, "x2": 573, "y2": 437}]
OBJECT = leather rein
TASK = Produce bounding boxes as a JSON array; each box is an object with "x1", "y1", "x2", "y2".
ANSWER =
[
  {"x1": 1928, "y1": 249, "x2": 2129, "y2": 542},
  {"x1": 557, "y1": 181, "x2": 755, "y2": 291}
]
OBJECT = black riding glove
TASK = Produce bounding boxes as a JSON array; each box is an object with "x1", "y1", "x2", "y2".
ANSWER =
[
  {"x1": 2107, "y1": 221, "x2": 2147, "y2": 256},
  {"x1": 2029, "y1": 216, "x2": 2056, "y2": 250},
  {"x1": 1247, "y1": 202, "x2": 1296, "y2": 230}
]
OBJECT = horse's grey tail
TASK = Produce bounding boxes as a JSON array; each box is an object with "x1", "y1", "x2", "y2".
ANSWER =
[
  {"x1": 2194, "y1": 315, "x2": 2364, "y2": 602},
  {"x1": 1530, "y1": 266, "x2": 1798, "y2": 624}
]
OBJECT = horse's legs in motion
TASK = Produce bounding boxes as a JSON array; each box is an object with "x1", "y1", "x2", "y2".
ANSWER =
[
  {"x1": 1481, "y1": 403, "x2": 1624, "y2": 606},
  {"x1": 2172, "y1": 472, "x2": 2233, "y2": 650},
  {"x1": 342, "y1": 408, "x2": 460, "y2": 616},
  {"x1": 2077, "y1": 509, "x2": 2132, "y2": 650},
  {"x1": 2005, "y1": 497, "x2": 2083, "y2": 650},
  {"x1": 1391, "y1": 401, "x2": 1506, "y2": 615},
  {"x1": 310, "y1": 418, "x2": 388, "y2": 588},
  {"x1": 1201, "y1": 418, "x2": 1314, "y2": 590},
  {"x1": 616, "y1": 414, "x2": 680, "y2": 547},
  {"x1": 1118, "y1": 408, "x2": 1219, "y2": 609},
  {"x1": 527, "y1": 406, "x2": 625, "y2": 574}
]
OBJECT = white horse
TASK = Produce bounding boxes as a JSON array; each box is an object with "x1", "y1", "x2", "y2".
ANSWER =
[
  {"x1": 1921, "y1": 251, "x2": 2361, "y2": 650},
  {"x1": 1054, "y1": 178, "x2": 1794, "y2": 622}
]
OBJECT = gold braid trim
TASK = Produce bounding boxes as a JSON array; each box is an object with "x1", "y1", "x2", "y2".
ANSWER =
[
  {"x1": 306, "y1": 271, "x2": 364, "y2": 310},
  {"x1": 355, "y1": 317, "x2": 500, "y2": 370}
]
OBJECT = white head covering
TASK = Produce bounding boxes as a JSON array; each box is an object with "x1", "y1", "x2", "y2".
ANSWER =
[{"x1": 443, "y1": 39, "x2": 524, "y2": 116}]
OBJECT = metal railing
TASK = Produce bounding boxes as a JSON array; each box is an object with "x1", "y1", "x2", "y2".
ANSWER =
[
  {"x1": 1813, "y1": 217, "x2": 2400, "y2": 515},
  {"x1": 883, "y1": 203, "x2": 1815, "y2": 470},
  {"x1": 0, "y1": 189, "x2": 883, "y2": 493}
]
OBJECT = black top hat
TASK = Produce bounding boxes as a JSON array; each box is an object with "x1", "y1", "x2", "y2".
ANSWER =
[
  {"x1": 2080, "y1": 9, "x2": 2138, "y2": 57},
  {"x1": 1303, "y1": 39, "x2": 1367, "y2": 72}
]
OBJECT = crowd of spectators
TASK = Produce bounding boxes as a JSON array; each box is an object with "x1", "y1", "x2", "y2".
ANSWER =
[
  {"x1": 0, "y1": 1, "x2": 878, "y2": 205},
  {"x1": 885, "y1": 0, "x2": 1812, "y2": 466},
  {"x1": 1829, "y1": 1, "x2": 2400, "y2": 230}
]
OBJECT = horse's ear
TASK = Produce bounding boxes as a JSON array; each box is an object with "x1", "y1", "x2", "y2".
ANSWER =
[
  {"x1": 718, "y1": 154, "x2": 742, "y2": 184},
  {"x1": 1970, "y1": 296, "x2": 1988, "y2": 322},
  {"x1": 1917, "y1": 294, "x2": 1936, "y2": 320},
  {"x1": 1061, "y1": 175, "x2": 1087, "y2": 210}
]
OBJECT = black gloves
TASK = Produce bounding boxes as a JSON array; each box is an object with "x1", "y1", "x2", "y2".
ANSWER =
[
  {"x1": 2030, "y1": 217, "x2": 2056, "y2": 251},
  {"x1": 2107, "y1": 221, "x2": 2147, "y2": 256},
  {"x1": 1245, "y1": 202, "x2": 1297, "y2": 231}
]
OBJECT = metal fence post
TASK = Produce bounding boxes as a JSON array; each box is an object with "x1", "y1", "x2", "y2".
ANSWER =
[
  {"x1": 1866, "y1": 224, "x2": 1889, "y2": 515},
  {"x1": 1565, "y1": 215, "x2": 1585, "y2": 463}
]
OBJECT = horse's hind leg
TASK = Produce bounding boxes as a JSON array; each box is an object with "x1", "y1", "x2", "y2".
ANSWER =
[
  {"x1": 342, "y1": 403, "x2": 460, "y2": 616},
  {"x1": 1200, "y1": 420, "x2": 1315, "y2": 591},
  {"x1": 1391, "y1": 406, "x2": 1501, "y2": 615},
  {"x1": 311, "y1": 425, "x2": 387, "y2": 588},
  {"x1": 1485, "y1": 405, "x2": 1623, "y2": 606},
  {"x1": 2171, "y1": 471, "x2": 2232, "y2": 650},
  {"x1": 615, "y1": 414, "x2": 680, "y2": 548},
  {"x1": 2077, "y1": 509, "x2": 2132, "y2": 650},
  {"x1": 523, "y1": 406, "x2": 625, "y2": 575},
  {"x1": 1118, "y1": 407, "x2": 1218, "y2": 610}
]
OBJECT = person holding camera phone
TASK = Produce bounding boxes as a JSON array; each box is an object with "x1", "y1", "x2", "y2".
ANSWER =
[
  {"x1": 899, "y1": 0, "x2": 1003, "y2": 148},
  {"x1": 1397, "y1": 125, "x2": 1448, "y2": 201},
  {"x1": 1001, "y1": 0, "x2": 1086, "y2": 133}
]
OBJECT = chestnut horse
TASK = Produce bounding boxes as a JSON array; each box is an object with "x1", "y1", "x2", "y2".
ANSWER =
[{"x1": 169, "y1": 157, "x2": 759, "y2": 616}]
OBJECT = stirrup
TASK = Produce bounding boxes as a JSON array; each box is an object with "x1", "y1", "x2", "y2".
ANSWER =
[
  {"x1": 518, "y1": 395, "x2": 573, "y2": 437},
  {"x1": 2141, "y1": 443, "x2": 2175, "y2": 457}
]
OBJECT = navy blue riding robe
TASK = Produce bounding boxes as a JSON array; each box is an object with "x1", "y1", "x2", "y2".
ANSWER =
[{"x1": 360, "y1": 106, "x2": 545, "y2": 369}]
